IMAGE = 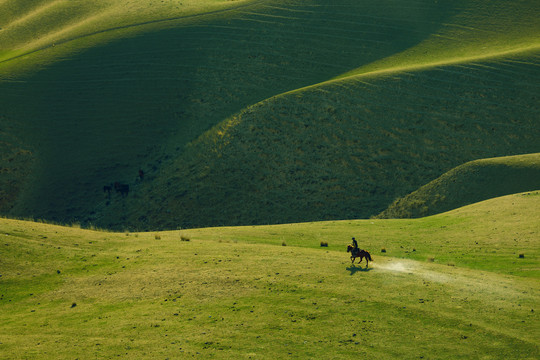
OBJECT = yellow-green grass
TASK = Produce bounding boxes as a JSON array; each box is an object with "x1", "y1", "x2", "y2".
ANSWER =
[
  {"x1": 0, "y1": 0, "x2": 259, "y2": 76},
  {"x1": 1, "y1": 192, "x2": 538, "y2": 358},
  {"x1": 335, "y1": 0, "x2": 540, "y2": 81},
  {"x1": 378, "y1": 153, "x2": 540, "y2": 219}
]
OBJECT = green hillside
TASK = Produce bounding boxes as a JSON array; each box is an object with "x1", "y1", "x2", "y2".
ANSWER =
[
  {"x1": 336, "y1": 0, "x2": 540, "y2": 79},
  {"x1": 378, "y1": 153, "x2": 540, "y2": 219},
  {"x1": 116, "y1": 54, "x2": 538, "y2": 229},
  {"x1": 1, "y1": 192, "x2": 538, "y2": 358},
  {"x1": 0, "y1": 0, "x2": 259, "y2": 75},
  {"x1": 0, "y1": 0, "x2": 539, "y2": 229}
]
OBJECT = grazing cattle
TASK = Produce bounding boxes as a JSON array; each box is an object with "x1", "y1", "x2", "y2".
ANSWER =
[
  {"x1": 103, "y1": 185, "x2": 112, "y2": 197},
  {"x1": 114, "y1": 182, "x2": 129, "y2": 197}
]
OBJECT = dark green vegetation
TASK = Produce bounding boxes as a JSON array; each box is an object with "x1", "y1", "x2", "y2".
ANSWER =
[
  {"x1": 378, "y1": 153, "x2": 540, "y2": 218},
  {"x1": 1, "y1": 193, "x2": 538, "y2": 359},
  {"x1": 0, "y1": 0, "x2": 539, "y2": 230}
]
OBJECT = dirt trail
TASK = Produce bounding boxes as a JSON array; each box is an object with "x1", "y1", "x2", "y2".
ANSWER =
[{"x1": 373, "y1": 257, "x2": 532, "y2": 298}]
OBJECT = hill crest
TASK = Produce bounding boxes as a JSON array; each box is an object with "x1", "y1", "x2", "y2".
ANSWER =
[{"x1": 0, "y1": 0, "x2": 539, "y2": 229}]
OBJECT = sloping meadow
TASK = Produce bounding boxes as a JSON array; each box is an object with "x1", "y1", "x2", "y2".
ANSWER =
[{"x1": 0, "y1": 192, "x2": 538, "y2": 358}]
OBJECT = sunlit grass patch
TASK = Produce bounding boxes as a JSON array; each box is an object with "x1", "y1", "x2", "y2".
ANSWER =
[
  {"x1": 0, "y1": 193, "x2": 538, "y2": 358},
  {"x1": 0, "y1": 0, "x2": 260, "y2": 76}
]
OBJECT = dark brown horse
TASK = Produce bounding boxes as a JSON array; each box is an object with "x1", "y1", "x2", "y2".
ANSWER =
[
  {"x1": 347, "y1": 245, "x2": 372, "y2": 267},
  {"x1": 114, "y1": 182, "x2": 129, "y2": 197}
]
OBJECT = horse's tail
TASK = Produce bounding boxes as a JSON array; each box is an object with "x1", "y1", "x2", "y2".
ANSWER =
[{"x1": 366, "y1": 251, "x2": 372, "y2": 261}]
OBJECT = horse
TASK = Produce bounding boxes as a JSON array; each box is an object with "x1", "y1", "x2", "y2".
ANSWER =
[
  {"x1": 114, "y1": 182, "x2": 129, "y2": 197},
  {"x1": 347, "y1": 245, "x2": 372, "y2": 267}
]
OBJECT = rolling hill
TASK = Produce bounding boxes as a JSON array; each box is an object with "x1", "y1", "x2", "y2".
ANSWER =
[
  {"x1": 1, "y1": 2, "x2": 538, "y2": 358},
  {"x1": 378, "y1": 153, "x2": 540, "y2": 219},
  {"x1": 0, "y1": 0, "x2": 539, "y2": 229},
  {"x1": 1, "y1": 192, "x2": 538, "y2": 358}
]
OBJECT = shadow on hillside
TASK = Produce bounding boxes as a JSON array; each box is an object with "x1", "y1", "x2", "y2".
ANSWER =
[{"x1": 346, "y1": 265, "x2": 373, "y2": 275}]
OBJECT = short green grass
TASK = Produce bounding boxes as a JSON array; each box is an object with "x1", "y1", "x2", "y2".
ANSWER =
[{"x1": 1, "y1": 193, "x2": 538, "y2": 359}]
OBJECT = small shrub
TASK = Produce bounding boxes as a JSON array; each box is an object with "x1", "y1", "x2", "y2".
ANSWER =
[
  {"x1": 180, "y1": 235, "x2": 190, "y2": 242},
  {"x1": 381, "y1": 248, "x2": 386, "y2": 253},
  {"x1": 427, "y1": 257, "x2": 435, "y2": 262},
  {"x1": 320, "y1": 241, "x2": 328, "y2": 247},
  {"x1": 154, "y1": 234, "x2": 161, "y2": 240},
  {"x1": 519, "y1": 253, "x2": 525, "y2": 258},
  {"x1": 282, "y1": 241, "x2": 287, "y2": 246}
]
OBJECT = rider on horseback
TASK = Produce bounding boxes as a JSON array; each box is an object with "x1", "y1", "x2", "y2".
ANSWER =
[
  {"x1": 351, "y1": 237, "x2": 360, "y2": 256},
  {"x1": 348, "y1": 237, "x2": 372, "y2": 266}
]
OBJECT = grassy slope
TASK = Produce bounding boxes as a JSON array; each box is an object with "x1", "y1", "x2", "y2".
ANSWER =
[
  {"x1": 1, "y1": 192, "x2": 538, "y2": 359},
  {"x1": 336, "y1": 0, "x2": 540, "y2": 80},
  {"x1": 0, "y1": 0, "x2": 461, "y2": 226},
  {"x1": 0, "y1": 0, "x2": 539, "y2": 230},
  {"x1": 378, "y1": 153, "x2": 540, "y2": 218},
  {"x1": 114, "y1": 51, "x2": 539, "y2": 230},
  {"x1": 0, "y1": 0, "x2": 258, "y2": 76},
  {"x1": 100, "y1": 0, "x2": 539, "y2": 230}
]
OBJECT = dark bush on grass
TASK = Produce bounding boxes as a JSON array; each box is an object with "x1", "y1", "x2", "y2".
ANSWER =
[{"x1": 180, "y1": 235, "x2": 190, "y2": 242}]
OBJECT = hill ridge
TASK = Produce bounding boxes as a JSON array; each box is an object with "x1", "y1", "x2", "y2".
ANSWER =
[
  {"x1": 377, "y1": 153, "x2": 540, "y2": 219},
  {"x1": 210, "y1": 42, "x2": 540, "y2": 123},
  {"x1": 1, "y1": 0, "x2": 539, "y2": 229},
  {"x1": 0, "y1": 0, "x2": 264, "y2": 76}
]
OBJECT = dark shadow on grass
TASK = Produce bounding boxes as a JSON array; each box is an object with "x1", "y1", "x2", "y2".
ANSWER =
[{"x1": 346, "y1": 265, "x2": 373, "y2": 275}]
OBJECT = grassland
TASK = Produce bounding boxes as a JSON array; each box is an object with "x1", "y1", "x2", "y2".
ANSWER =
[
  {"x1": 112, "y1": 55, "x2": 539, "y2": 230},
  {"x1": 378, "y1": 153, "x2": 540, "y2": 219},
  {"x1": 1, "y1": 1, "x2": 538, "y2": 358},
  {"x1": 0, "y1": 0, "x2": 259, "y2": 75},
  {"x1": 0, "y1": 0, "x2": 539, "y2": 229},
  {"x1": 1, "y1": 192, "x2": 538, "y2": 359},
  {"x1": 335, "y1": 0, "x2": 540, "y2": 80}
]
